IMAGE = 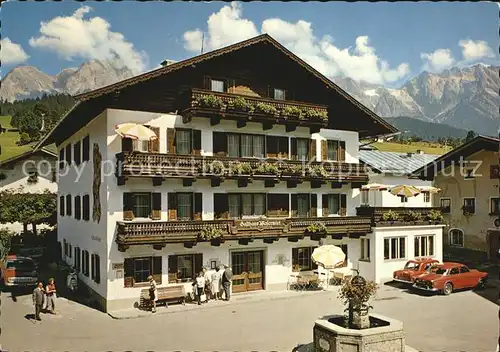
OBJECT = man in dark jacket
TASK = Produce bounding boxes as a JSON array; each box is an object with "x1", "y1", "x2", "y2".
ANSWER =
[
  {"x1": 32, "y1": 282, "x2": 44, "y2": 321},
  {"x1": 221, "y1": 264, "x2": 233, "y2": 301}
]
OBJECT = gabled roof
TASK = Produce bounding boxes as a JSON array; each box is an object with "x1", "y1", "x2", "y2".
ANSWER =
[
  {"x1": 411, "y1": 135, "x2": 499, "y2": 180},
  {"x1": 359, "y1": 150, "x2": 440, "y2": 175},
  {"x1": 0, "y1": 147, "x2": 57, "y2": 168},
  {"x1": 36, "y1": 34, "x2": 396, "y2": 148}
]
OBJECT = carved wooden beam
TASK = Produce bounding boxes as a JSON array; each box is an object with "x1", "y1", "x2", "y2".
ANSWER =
[
  {"x1": 117, "y1": 176, "x2": 126, "y2": 186},
  {"x1": 184, "y1": 242, "x2": 196, "y2": 249},
  {"x1": 262, "y1": 122, "x2": 274, "y2": 131},
  {"x1": 263, "y1": 238, "x2": 278, "y2": 244},
  {"x1": 264, "y1": 179, "x2": 277, "y2": 188},
  {"x1": 210, "y1": 116, "x2": 221, "y2": 126},
  {"x1": 153, "y1": 244, "x2": 165, "y2": 250},
  {"x1": 348, "y1": 233, "x2": 362, "y2": 239},
  {"x1": 183, "y1": 178, "x2": 195, "y2": 187},
  {"x1": 310, "y1": 233, "x2": 327, "y2": 241},
  {"x1": 238, "y1": 178, "x2": 249, "y2": 188},
  {"x1": 237, "y1": 119, "x2": 247, "y2": 128},
  {"x1": 286, "y1": 180, "x2": 298, "y2": 188},
  {"x1": 331, "y1": 234, "x2": 344, "y2": 240},
  {"x1": 331, "y1": 182, "x2": 344, "y2": 189},
  {"x1": 182, "y1": 114, "x2": 193, "y2": 124},
  {"x1": 310, "y1": 126, "x2": 321, "y2": 134},
  {"x1": 153, "y1": 177, "x2": 163, "y2": 187},
  {"x1": 211, "y1": 178, "x2": 222, "y2": 187},
  {"x1": 310, "y1": 180, "x2": 324, "y2": 189},
  {"x1": 351, "y1": 182, "x2": 366, "y2": 189},
  {"x1": 285, "y1": 123, "x2": 297, "y2": 132},
  {"x1": 117, "y1": 244, "x2": 129, "y2": 252}
]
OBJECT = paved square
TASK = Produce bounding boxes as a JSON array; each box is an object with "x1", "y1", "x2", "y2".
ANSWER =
[{"x1": 1, "y1": 283, "x2": 498, "y2": 352}]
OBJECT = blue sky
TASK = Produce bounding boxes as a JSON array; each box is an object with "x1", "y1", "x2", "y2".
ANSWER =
[{"x1": 1, "y1": 1, "x2": 498, "y2": 87}]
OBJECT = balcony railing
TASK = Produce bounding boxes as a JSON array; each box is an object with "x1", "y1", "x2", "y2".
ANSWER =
[
  {"x1": 356, "y1": 206, "x2": 443, "y2": 225},
  {"x1": 116, "y1": 216, "x2": 372, "y2": 249},
  {"x1": 178, "y1": 88, "x2": 329, "y2": 128},
  {"x1": 115, "y1": 152, "x2": 369, "y2": 183}
]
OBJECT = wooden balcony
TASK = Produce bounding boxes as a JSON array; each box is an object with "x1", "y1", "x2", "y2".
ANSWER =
[
  {"x1": 115, "y1": 216, "x2": 372, "y2": 250},
  {"x1": 115, "y1": 152, "x2": 369, "y2": 186},
  {"x1": 178, "y1": 88, "x2": 329, "y2": 132},
  {"x1": 356, "y1": 206, "x2": 444, "y2": 226}
]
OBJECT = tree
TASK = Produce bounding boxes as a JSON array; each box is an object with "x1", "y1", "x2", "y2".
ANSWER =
[
  {"x1": 16, "y1": 110, "x2": 42, "y2": 142},
  {"x1": 465, "y1": 130, "x2": 477, "y2": 143},
  {"x1": 0, "y1": 228, "x2": 13, "y2": 261},
  {"x1": 0, "y1": 190, "x2": 57, "y2": 235}
]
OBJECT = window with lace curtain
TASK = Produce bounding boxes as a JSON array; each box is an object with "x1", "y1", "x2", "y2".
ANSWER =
[
  {"x1": 177, "y1": 193, "x2": 193, "y2": 220},
  {"x1": 176, "y1": 130, "x2": 192, "y2": 155},
  {"x1": 227, "y1": 133, "x2": 264, "y2": 158},
  {"x1": 296, "y1": 138, "x2": 309, "y2": 160}
]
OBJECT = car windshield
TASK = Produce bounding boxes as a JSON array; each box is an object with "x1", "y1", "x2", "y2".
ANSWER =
[
  {"x1": 404, "y1": 262, "x2": 419, "y2": 270},
  {"x1": 434, "y1": 268, "x2": 447, "y2": 275},
  {"x1": 5, "y1": 259, "x2": 36, "y2": 271}
]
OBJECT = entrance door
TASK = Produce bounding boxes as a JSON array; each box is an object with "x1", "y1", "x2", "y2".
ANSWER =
[
  {"x1": 488, "y1": 230, "x2": 500, "y2": 261},
  {"x1": 231, "y1": 250, "x2": 264, "y2": 293}
]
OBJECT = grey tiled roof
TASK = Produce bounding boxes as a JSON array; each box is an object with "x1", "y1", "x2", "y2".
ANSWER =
[{"x1": 359, "y1": 150, "x2": 440, "y2": 175}]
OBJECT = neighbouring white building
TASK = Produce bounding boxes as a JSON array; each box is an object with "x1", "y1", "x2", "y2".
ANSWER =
[
  {"x1": 357, "y1": 149, "x2": 445, "y2": 283},
  {"x1": 37, "y1": 34, "x2": 404, "y2": 312},
  {"x1": 0, "y1": 148, "x2": 58, "y2": 233}
]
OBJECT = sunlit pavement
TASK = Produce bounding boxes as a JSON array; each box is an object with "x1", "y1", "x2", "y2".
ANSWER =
[{"x1": 1, "y1": 282, "x2": 498, "y2": 352}]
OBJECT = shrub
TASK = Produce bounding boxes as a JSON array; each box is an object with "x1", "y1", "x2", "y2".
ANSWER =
[
  {"x1": 308, "y1": 165, "x2": 329, "y2": 178},
  {"x1": 199, "y1": 227, "x2": 224, "y2": 241},
  {"x1": 304, "y1": 109, "x2": 328, "y2": 121},
  {"x1": 427, "y1": 209, "x2": 443, "y2": 222},
  {"x1": 407, "y1": 211, "x2": 422, "y2": 222},
  {"x1": 281, "y1": 105, "x2": 302, "y2": 118},
  {"x1": 227, "y1": 97, "x2": 254, "y2": 112},
  {"x1": 254, "y1": 102, "x2": 278, "y2": 116},
  {"x1": 306, "y1": 222, "x2": 327, "y2": 233},
  {"x1": 381, "y1": 210, "x2": 399, "y2": 222},
  {"x1": 284, "y1": 164, "x2": 303, "y2": 174},
  {"x1": 230, "y1": 162, "x2": 253, "y2": 175},
  {"x1": 255, "y1": 162, "x2": 280, "y2": 175},
  {"x1": 338, "y1": 276, "x2": 378, "y2": 329},
  {"x1": 18, "y1": 132, "x2": 31, "y2": 145},
  {"x1": 197, "y1": 95, "x2": 225, "y2": 110},
  {"x1": 206, "y1": 160, "x2": 225, "y2": 175}
]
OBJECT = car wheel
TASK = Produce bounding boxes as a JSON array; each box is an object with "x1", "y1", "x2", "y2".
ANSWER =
[
  {"x1": 476, "y1": 278, "x2": 486, "y2": 290},
  {"x1": 442, "y1": 282, "x2": 453, "y2": 295}
]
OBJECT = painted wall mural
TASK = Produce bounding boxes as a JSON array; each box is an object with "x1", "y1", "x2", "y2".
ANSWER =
[{"x1": 92, "y1": 142, "x2": 102, "y2": 223}]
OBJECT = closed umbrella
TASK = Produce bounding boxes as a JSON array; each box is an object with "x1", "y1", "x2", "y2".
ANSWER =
[
  {"x1": 115, "y1": 123, "x2": 158, "y2": 141},
  {"x1": 311, "y1": 245, "x2": 346, "y2": 288}
]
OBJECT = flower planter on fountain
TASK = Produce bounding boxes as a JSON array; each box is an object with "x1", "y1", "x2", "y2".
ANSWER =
[{"x1": 313, "y1": 271, "x2": 405, "y2": 352}]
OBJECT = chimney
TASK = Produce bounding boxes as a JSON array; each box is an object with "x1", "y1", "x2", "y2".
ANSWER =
[
  {"x1": 160, "y1": 59, "x2": 177, "y2": 67},
  {"x1": 416, "y1": 149, "x2": 424, "y2": 155}
]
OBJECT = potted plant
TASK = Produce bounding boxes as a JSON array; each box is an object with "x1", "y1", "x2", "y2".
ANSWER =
[
  {"x1": 381, "y1": 210, "x2": 399, "y2": 224},
  {"x1": 306, "y1": 222, "x2": 327, "y2": 234},
  {"x1": 230, "y1": 162, "x2": 253, "y2": 176},
  {"x1": 303, "y1": 109, "x2": 328, "y2": 121},
  {"x1": 197, "y1": 95, "x2": 226, "y2": 110},
  {"x1": 254, "y1": 102, "x2": 279, "y2": 116},
  {"x1": 199, "y1": 227, "x2": 225, "y2": 246},
  {"x1": 255, "y1": 162, "x2": 280, "y2": 176},
  {"x1": 407, "y1": 210, "x2": 422, "y2": 224},
  {"x1": 203, "y1": 160, "x2": 225, "y2": 176},
  {"x1": 427, "y1": 209, "x2": 444, "y2": 223},
  {"x1": 282, "y1": 163, "x2": 304, "y2": 176},
  {"x1": 338, "y1": 272, "x2": 378, "y2": 329},
  {"x1": 308, "y1": 165, "x2": 329, "y2": 178},
  {"x1": 281, "y1": 105, "x2": 302, "y2": 119},
  {"x1": 227, "y1": 97, "x2": 254, "y2": 113}
]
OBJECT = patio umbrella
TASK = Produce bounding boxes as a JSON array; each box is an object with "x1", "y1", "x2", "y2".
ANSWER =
[
  {"x1": 361, "y1": 183, "x2": 389, "y2": 191},
  {"x1": 389, "y1": 184, "x2": 421, "y2": 198},
  {"x1": 115, "y1": 123, "x2": 158, "y2": 141},
  {"x1": 417, "y1": 186, "x2": 441, "y2": 194},
  {"x1": 311, "y1": 245, "x2": 346, "y2": 289}
]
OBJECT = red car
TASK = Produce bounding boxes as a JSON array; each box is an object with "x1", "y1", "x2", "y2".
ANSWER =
[
  {"x1": 413, "y1": 262, "x2": 488, "y2": 295},
  {"x1": 0, "y1": 255, "x2": 38, "y2": 288},
  {"x1": 393, "y1": 258, "x2": 440, "y2": 284}
]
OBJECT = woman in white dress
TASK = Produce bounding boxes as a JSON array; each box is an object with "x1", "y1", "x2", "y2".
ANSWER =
[
  {"x1": 211, "y1": 267, "x2": 222, "y2": 300},
  {"x1": 147, "y1": 275, "x2": 158, "y2": 313}
]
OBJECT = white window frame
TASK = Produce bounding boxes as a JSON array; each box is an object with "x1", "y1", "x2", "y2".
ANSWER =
[
  {"x1": 423, "y1": 192, "x2": 430, "y2": 203},
  {"x1": 360, "y1": 238, "x2": 370, "y2": 262},
  {"x1": 449, "y1": 228, "x2": 464, "y2": 247},
  {"x1": 440, "y1": 197, "x2": 451, "y2": 214},
  {"x1": 383, "y1": 237, "x2": 406, "y2": 261},
  {"x1": 490, "y1": 197, "x2": 500, "y2": 215},
  {"x1": 462, "y1": 197, "x2": 476, "y2": 214},
  {"x1": 211, "y1": 79, "x2": 225, "y2": 93},
  {"x1": 274, "y1": 88, "x2": 286, "y2": 101},
  {"x1": 414, "y1": 235, "x2": 435, "y2": 257}
]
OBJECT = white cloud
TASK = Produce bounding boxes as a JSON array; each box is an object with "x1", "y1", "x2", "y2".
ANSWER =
[
  {"x1": 1, "y1": 38, "x2": 29, "y2": 65},
  {"x1": 420, "y1": 48, "x2": 455, "y2": 72},
  {"x1": 459, "y1": 39, "x2": 495, "y2": 61},
  {"x1": 29, "y1": 6, "x2": 147, "y2": 74},
  {"x1": 182, "y1": 2, "x2": 410, "y2": 85}
]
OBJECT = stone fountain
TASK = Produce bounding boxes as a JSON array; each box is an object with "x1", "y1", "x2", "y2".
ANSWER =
[{"x1": 313, "y1": 271, "x2": 405, "y2": 352}]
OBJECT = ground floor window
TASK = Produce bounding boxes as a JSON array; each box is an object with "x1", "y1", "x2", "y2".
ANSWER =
[
  {"x1": 292, "y1": 247, "x2": 318, "y2": 272},
  {"x1": 168, "y1": 253, "x2": 203, "y2": 283},
  {"x1": 414, "y1": 235, "x2": 434, "y2": 257},
  {"x1": 491, "y1": 198, "x2": 500, "y2": 214},
  {"x1": 91, "y1": 254, "x2": 100, "y2": 284},
  {"x1": 360, "y1": 238, "x2": 370, "y2": 261},
  {"x1": 74, "y1": 247, "x2": 81, "y2": 271},
  {"x1": 82, "y1": 250, "x2": 90, "y2": 277},
  {"x1": 384, "y1": 237, "x2": 406, "y2": 260},
  {"x1": 449, "y1": 229, "x2": 464, "y2": 247},
  {"x1": 124, "y1": 256, "x2": 162, "y2": 287}
]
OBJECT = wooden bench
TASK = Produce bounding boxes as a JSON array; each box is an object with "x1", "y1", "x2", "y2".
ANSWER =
[{"x1": 139, "y1": 285, "x2": 186, "y2": 309}]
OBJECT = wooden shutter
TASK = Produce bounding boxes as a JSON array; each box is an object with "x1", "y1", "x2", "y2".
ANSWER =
[
  {"x1": 214, "y1": 193, "x2": 229, "y2": 219},
  {"x1": 167, "y1": 128, "x2": 176, "y2": 154},
  {"x1": 74, "y1": 141, "x2": 81, "y2": 165},
  {"x1": 192, "y1": 130, "x2": 202, "y2": 155},
  {"x1": 124, "y1": 258, "x2": 135, "y2": 288},
  {"x1": 66, "y1": 195, "x2": 72, "y2": 216},
  {"x1": 204, "y1": 76, "x2": 211, "y2": 90},
  {"x1": 152, "y1": 256, "x2": 162, "y2": 284},
  {"x1": 168, "y1": 193, "x2": 177, "y2": 220},
  {"x1": 149, "y1": 127, "x2": 160, "y2": 152},
  {"x1": 310, "y1": 139, "x2": 317, "y2": 161},
  {"x1": 91, "y1": 254, "x2": 95, "y2": 280},
  {"x1": 310, "y1": 194, "x2": 317, "y2": 218},
  {"x1": 121, "y1": 138, "x2": 133, "y2": 152},
  {"x1": 266, "y1": 136, "x2": 278, "y2": 158},
  {"x1": 340, "y1": 194, "x2": 347, "y2": 216},
  {"x1": 213, "y1": 132, "x2": 228, "y2": 156},
  {"x1": 83, "y1": 194, "x2": 90, "y2": 221},
  {"x1": 292, "y1": 248, "x2": 298, "y2": 269},
  {"x1": 59, "y1": 149, "x2": 64, "y2": 169},
  {"x1": 322, "y1": 194, "x2": 329, "y2": 217},
  {"x1": 278, "y1": 136, "x2": 289, "y2": 159},
  {"x1": 291, "y1": 138, "x2": 298, "y2": 160},
  {"x1": 65, "y1": 144, "x2": 72, "y2": 164},
  {"x1": 168, "y1": 255, "x2": 178, "y2": 283},
  {"x1": 193, "y1": 193, "x2": 203, "y2": 220},
  {"x1": 151, "y1": 193, "x2": 162, "y2": 220},
  {"x1": 338, "y1": 141, "x2": 346, "y2": 162},
  {"x1": 291, "y1": 194, "x2": 298, "y2": 218},
  {"x1": 59, "y1": 196, "x2": 65, "y2": 216},
  {"x1": 123, "y1": 193, "x2": 134, "y2": 221},
  {"x1": 194, "y1": 254, "x2": 203, "y2": 277},
  {"x1": 82, "y1": 135, "x2": 90, "y2": 162},
  {"x1": 95, "y1": 255, "x2": 100, "y2": 284},
  {"x1": 75, "y1": 195, "x2": 81, "y2": 220},
  {"x1": 321, "y1": 140, "x2": 328, "y2": 161}
]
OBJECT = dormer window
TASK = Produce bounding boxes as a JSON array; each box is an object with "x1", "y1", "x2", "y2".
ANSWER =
[
  {"x1": 274, "y1": 88, "x2": 286, "y2": 101},
  {"x1": 211, "y1": 79, "x2": 225, "y2": 93}
]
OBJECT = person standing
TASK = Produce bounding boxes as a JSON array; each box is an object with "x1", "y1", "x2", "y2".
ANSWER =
[
  {"x1": 32, "y1": 282, "x2": 44, "y2": 321},
  {"x1": 211, "y1": 266, "x2": 223, "y2": 300},
  {"x1": 194, "y1": 271, "x2": 206, "y2": 305},
  {"x1": 202, "y1": 267, "x2": 211, "y2": 303},
  {"x1": 45, "y1": 278, "x2": 57, "y2": 314},
  {"x1": 222, "y1": 264, "x2": 233, "y2": 301},
  {"x1": 147, "y1": 275, "x2": 159, "y2": 313}
]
